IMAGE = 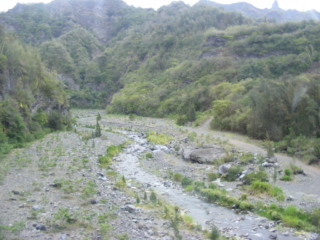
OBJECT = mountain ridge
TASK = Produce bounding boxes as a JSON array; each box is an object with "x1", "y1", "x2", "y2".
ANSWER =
[{"x1": 197, "y1": 0, "x2": 320, "y2": 22}]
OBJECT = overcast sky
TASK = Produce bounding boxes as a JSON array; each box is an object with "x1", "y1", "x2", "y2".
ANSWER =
[{"x1": 1, "y1": 0, "x2": 320, "y2": 13}]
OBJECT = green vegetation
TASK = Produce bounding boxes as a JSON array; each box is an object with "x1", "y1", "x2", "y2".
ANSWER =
[
  {"x1": 147, "y1": 131, "x2": 173, "y2": 145},
  {"x1": 243, "y1": 171, "x2": 268, "y2": 185},
  {"x1": 170, "y1": 171, "x2": 320, "y2": 232},
  {"x1": 0, "y1": 26, "x2": 71, "y2": 156},
  {"x1": 280, "y1": 169, "x2": 294, "y2": 181},
  {"x1": 98, "y1": 144, "x2": 124, "y2": 168}
]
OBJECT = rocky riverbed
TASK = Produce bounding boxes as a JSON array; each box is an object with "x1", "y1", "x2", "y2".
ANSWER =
[{"x1": 0, "y1": 110, "x2": 319, "y2": 240}]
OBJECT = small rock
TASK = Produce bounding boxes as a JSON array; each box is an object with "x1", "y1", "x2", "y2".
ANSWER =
[
  {"x1": 283, "y1": 232, "x2": 289, "y2": 236},
  {"x1": 32, "y1": 205, "x2": 41, "y2": 210},
  {"x1": 262, "y1": 162, "x2": 274, "y2": 167},
  {"x1": 12, "y1": 190, "x2": 20, "y2": 195},
  {"x1": 59, "y1": 234, "x2": 67, "y2": 239},
  {"x1": 90, "y1": 199, "x2": 98, "y2": 204},
  {"x1": 121, "y1": 205, "x2": 140, "y2": 213},
  {"x1": 34, "y1": 224, "x2": 47, "y2": 231},
  {"x1": 286, "y1": 196, "x2": 294, "y2": 202},
  {"x1": 269, "y1": 234, "x2": 277, "y2": 239}
]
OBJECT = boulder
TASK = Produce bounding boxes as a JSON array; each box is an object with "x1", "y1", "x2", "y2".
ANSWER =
[
  {"x1": 267, "y1": 157, "x2": 277, "y2": 163},
  {"x1": 189, "y1": 146, "x2": 225, "y2": 164},
  {"x1": 121, "y1": 205, "x2": 140, "y2": 213},
  {"x1": 180, "y1": 146, "x2": 194, "y2": 161},
  {"x1": 262, "y1": 162, "x2": 274, "y2": 167},
  {"x1": 218, "y1": 164, "x2": 231, "y2": 175}
]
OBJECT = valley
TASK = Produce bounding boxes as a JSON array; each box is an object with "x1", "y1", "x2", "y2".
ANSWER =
[{"x1": 0, "y1": 110, "x2": 319, "y2": 240}]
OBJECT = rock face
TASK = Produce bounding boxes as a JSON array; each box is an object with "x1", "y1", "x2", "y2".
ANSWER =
[{"x1": 181, "y1": 145, "x2": 225, "y2": 164}]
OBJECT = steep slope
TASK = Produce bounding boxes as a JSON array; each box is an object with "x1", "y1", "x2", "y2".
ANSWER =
[
  {"x1": 198, "y1": 0, "x2": 320, "y2": 22},
  {"x1": 0, "y1": 27, "x2": 70, "y2": 155},
  {"x1": 0, "y1": 0, "x2": 156, "y2": 108},
  {"x1": 109, "y1": 19, "x2": 320, "y2": 141}
]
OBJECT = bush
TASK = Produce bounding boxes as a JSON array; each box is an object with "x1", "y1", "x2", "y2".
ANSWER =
[
  {"x1": 280, "y1": 175, "x2": 293, "y2": 181},
  {"x1": 181, "y1": 176, "x2": 193, "y2": 187},
  {"x1": 201, "y1": 189, "x2": 224, "y2": 202},
  {"x1": 47, "y1": 111, "x2": 64, "y2": 131},
  {"x1": 239, "y1": 153, "x2": 254, "y2": 165},
  {"x1": 251, "y1": 181, "x2": 272, "y2": 194},
  {"x1": 194, "y1": 181, "x2": 206, "y2": 193},
  {"x1": 173, "y1": 173, "x2": 183, "y2": 182},
  {"x1": 243, "y1": 171, "x2": 268, "y2": 185},
  {"x1": 271, "y1": 211, "x2": 282, "y2": 220},
  {"x1": 146, "y1": 152, "x2": 153, "y2": 158},
  {"x1": 207, "y1": 172, "x2": 218, "y2": 181},
  {"x1": 239, "y1": 201, "x2": 254, "y2": 210},
  {"x1": 209, "y1": 225, "x2": 220, "y2": 240},
  {"x1": 223, "y1": 165, "x2": 242, "y2": 181},
  {"x1": 208, "y1": 183, "x2": 218, "y2": 189}
]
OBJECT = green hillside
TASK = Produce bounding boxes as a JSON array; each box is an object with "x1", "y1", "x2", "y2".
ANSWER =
[
  {"x1": 1, "y1": 0, "x2": 320, "y2": 146},
  {"x1": 0, "y1": 26, "x2": 71, "y2": 156}
]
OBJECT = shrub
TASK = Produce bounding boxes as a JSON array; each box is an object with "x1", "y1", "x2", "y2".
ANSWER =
[
  {"x1": 310, "y1": 209, "x2": 320, "y2": 229},
  {"x1": 208, "y1": 183, "x2": 218, "y2": 189},
  {"x1": 280, "y1": 175, "x2": 293, "y2": 181},
  {"x1": 250, "y1": 181, "x2": 271, "y2": 194},
  {"x1": 146, "y1": 152, "x2": 153, "y2": 158},
  {"x1": 271, "y1": 211, "x2": 282, "y2": 220},
  {"x1": 194, "y1": 181, "x2": 206, "y2": 193},
  {"x1": 209, "y1": 225, "x2": 220, "y2": 240},
  {"x1": 223, "y1": 165, "x2": 242, "y2": 181},
  {"x1": 150, "y1": 191, "x2": 157, "y2": 204},
  {"x1": 239, "y1": 153, "x2": 254, "y2": 165},
  {"x1": 243, "y1": 171, "x2": 268, "y2": 185},
  {"x1": 181, "y1": 176, "x2": 193, "y2": 187},
  {"x1": 284, "y1": 169, "x2": 292, "y2": 176},
  {"x1": 207, "y1": 172, "x2": 218, "y2": 181},
  {"x1": 184, "y1": 185, "x2": 194, "y2": 192},
  {"x1": 47, "y1": 111, "x2": 64, "y2": 130},
  {"x1": 201, "y1": 189, "x2": 224, "y2": 202},
  {"x1": 173, "y1": 173, "x2": 183, "y2": 182},
  {"x1": 239, "y1": 201, "x2": 254, "y2": 210},
  {"x1": 147, "y1": 131, "x2": 173, "y2": 144}
]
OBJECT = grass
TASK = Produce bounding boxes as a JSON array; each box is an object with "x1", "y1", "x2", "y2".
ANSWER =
[
  {"x1": 280, "y1": 168, "x2": 294, "y2": 181},
  {"x1": 170, "y1": 170, "x2": 320, "y2": 233},
  {"x1": 249, "y1": 181, "x2": 285, "y2": 201},
  {"x1": 147, "y1": 131, "x2": 173, "y2": 145},
  {"x1": 99, "y1": 144, "x2": 125, "y2": 168}
]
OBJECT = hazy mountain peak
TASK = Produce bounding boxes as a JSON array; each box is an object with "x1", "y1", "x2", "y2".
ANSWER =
[{"x1": 271, "y1": 0, "x2": 281, "y2": 10}]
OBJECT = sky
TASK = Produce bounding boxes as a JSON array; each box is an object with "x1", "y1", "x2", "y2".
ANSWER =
[{"x1": 0, "y1": 0, "x2": 320, "y2": 13}]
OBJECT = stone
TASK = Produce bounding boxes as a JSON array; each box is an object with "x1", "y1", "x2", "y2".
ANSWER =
[
  {"x1": 180, "y1": 146, "x2": 194, "y2": 161},
  {"x1": 12, "y1": 190, "x2": 20, "y2": 195},
  {"x1": 163, "y1": 182, "x2": 170, "y2": 187},
  {"x1": 59, "y1": 234, "x2": 67, "y2": 239},
  {"x1": 267, "y1": 157, "x2": 277, "y2": 163},
  {"x1": 262, "y1": 162, "x2": 274, "y2": 167},
  {"x1": 32, "y1": 205, "x2": 41, "y2": 210},
  {"x1": 286, "y1": 196, "x2": 294, "y2": 202},
  {"x1": 35, "y1": 224, "x2": 47, "y2": 231},
  {"x1": 269, "y1": 234, "x2": 277, "y2": 239},
  {"x1": 218, "y1": 164, "x2": 231, "y2": 175},
  {"x1": 189, "y1": 146, "x2": 225, "y2": 164},
  {"x1": 90, "y1": 199, "x2": 98, "y2": 204},
  {"x1": 121, "y1": 205, "x2": 140, "y2": 213}
]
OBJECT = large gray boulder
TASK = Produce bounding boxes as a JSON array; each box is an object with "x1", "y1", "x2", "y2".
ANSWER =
[
  {"x1": 189, "y1": 145, "x2": 225, "y2": 164},
  {"x1": 180, "y1": 146, "x2": 194, "y2": 161}
]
